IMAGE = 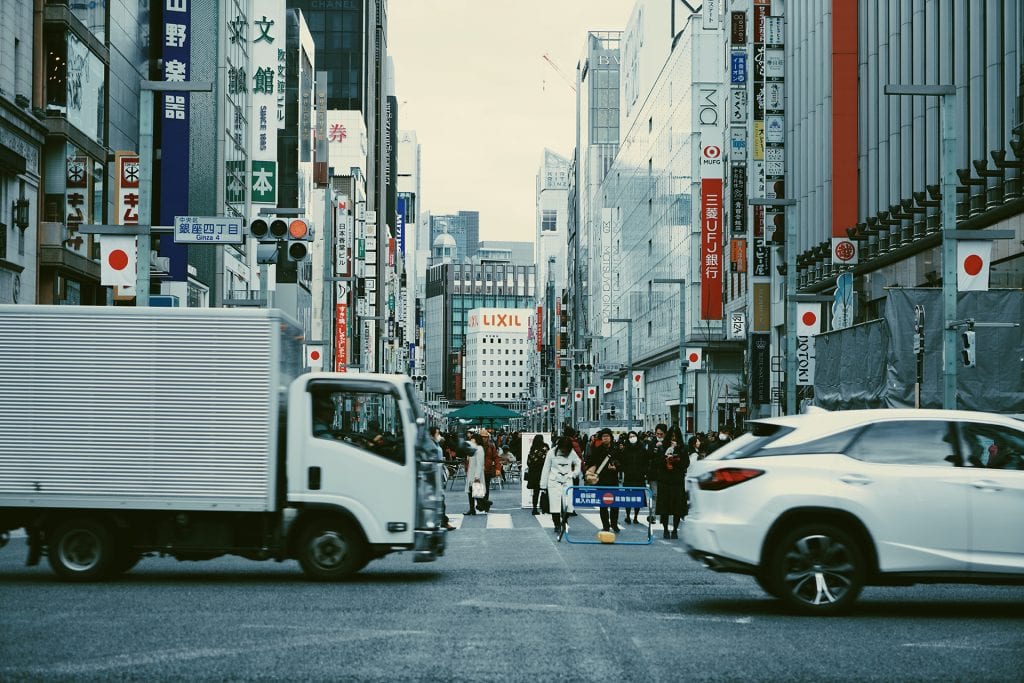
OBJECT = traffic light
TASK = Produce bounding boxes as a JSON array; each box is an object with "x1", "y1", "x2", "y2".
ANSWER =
[
  {"x1": 286, "y1": 219, "x2": 312, "y2": 261},
  {"x1": 250, "y1": 218, "x2": 278, "y2": 264},
  {"x1": 960, "y1": 329, "x2": 976, "y2": 367}
]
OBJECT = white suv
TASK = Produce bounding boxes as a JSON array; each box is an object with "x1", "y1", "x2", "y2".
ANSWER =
[{"x1": 682, "y1": 409, "x2": 1024, "y2": 615}]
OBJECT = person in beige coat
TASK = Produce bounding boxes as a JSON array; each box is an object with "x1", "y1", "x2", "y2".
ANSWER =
[
  {"x1": 463, "y1": 432, "x2": 486, "y2": 515},
  {"x1": 540, "y1": 436, "x2": 581, "y2": 540}
]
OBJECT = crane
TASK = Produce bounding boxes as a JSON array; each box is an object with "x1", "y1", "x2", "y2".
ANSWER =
[{"x1": 542, "y1": 53, "x2": 576, "y2": 94}]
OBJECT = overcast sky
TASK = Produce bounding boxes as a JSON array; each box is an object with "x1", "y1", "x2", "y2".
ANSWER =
[{"x1": 388, "y1": 0, "x2": 636, "y2": 245}]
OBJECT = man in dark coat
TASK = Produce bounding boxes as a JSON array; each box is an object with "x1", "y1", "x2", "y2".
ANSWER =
[{"x1": 585, "y1": 428, "x2": 621, "y2": 532}]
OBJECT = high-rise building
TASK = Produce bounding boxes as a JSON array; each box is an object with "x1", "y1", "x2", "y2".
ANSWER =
[
  {"x1": 464, "y1": 308, "x2": 533, "y2": 404},
  {"x1": 425, "y1": 261, "x2": 536, "y2": 403}
]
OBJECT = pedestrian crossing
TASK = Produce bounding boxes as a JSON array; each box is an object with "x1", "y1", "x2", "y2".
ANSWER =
[{"x1": 447, "y1": 510, "x2": 655, "y2": 532}]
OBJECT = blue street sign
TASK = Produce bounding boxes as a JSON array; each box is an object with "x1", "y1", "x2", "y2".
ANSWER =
[{"x1": 571, "y1": 486, "x2": 647, "y2": 509}]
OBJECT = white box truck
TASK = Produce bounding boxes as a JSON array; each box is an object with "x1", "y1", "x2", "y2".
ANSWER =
[{"x1": 0, "y1": 305, "x2": 446, "y2": 580}]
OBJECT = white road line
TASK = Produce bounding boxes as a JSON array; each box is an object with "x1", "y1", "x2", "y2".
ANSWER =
[
  {"x1": 902, "y1": 640, "x2": 1003, "y2": 651},
  {"x1": 485, "y1": 513, "x2": 513, "y2": 529},
  {"x1": 657, "y1": 615, "x2": 755, "y2": 624},
  {"x1": 447, "y1": 514, "x2": 464, "y2": 529}
]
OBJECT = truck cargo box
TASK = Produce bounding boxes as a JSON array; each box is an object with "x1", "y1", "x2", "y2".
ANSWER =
[{"x1": 0, "y1": 305, "x2": 303, "y2": 512}]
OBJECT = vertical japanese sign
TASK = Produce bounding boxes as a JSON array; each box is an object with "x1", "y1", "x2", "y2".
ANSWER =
[
  {"x1": 536, "y1": 306, "x2": 543, "y2": 353},
  {"x1": 64, "y1": 156, "x2": 90, "y2": 256},
  {"x1": 335, "y1": 302, "x2": 348, "y2": 371},
  {"x1": 250, "y1": 0, "x2": 282, "y2": 206},
  {"x1": 159, "y1": 0, "x2": 190, "y2": 281},
  {"x1": 697, "y1": 21, "x2": 724, "y2": 321},
  {"x1": 335, "y1": 195, "x2": 351, "y2": 277},
  {"x1": 751, "y1": 333, "x2": 771, "y2": 404}
]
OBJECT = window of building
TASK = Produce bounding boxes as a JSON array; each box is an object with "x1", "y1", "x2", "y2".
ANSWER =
[{"x1": 542, "y1": 209, "x2": 558, "y2": 231}]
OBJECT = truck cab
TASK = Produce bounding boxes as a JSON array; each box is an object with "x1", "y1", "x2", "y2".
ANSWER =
[{"x1": 286, "y1": 373, "x2": 447, "y2": 578}]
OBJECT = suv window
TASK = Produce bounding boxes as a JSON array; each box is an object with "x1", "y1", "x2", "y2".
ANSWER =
[
  {"x1": 845, "y1": 420, "x2": 956, "y2": 466},
  {"x1": 712, "y1": 423, "x2": 793, "y2": 460},
  {"x1": 957, "y1": 422, "x2": 1024, "y2": 470}
]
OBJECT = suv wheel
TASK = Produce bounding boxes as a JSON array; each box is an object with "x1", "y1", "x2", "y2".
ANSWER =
[{"x1": 767, "y1": 523, "x2": 865, "y2": 615}]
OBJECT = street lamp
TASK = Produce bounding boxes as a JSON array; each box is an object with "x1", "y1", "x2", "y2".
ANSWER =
[
  {"x1": 608, "y1": 318, "x2": 633, "y2": 426},
  {"x1": 750, "y1": 197, "x2": 797, "y2": 415},
  {"x1": 653, "y1": 278, "x2": 687, "y2": 430},
  {"x1": 884, "y1": 84, "x2": 958, "y2": 409}
]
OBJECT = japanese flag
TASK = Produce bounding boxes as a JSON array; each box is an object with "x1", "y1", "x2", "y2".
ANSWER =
[
  {"x1": 574, "y1": 389, "x2": 583, "y2": 402},
  {"x1": 602, "y1": 379, "x2": 614, "y2": 394},
  {"x1": 587, "y1": 386, "x2": 597, "y2": 398},
  {"x1": 560, "y1": 395, "x2": 567, "y2": 406},
  {"x1": 100, "y1": 236, "x2": 136, "y2": 288},
  {"x1": 631, "y1": 370, "x2": 645, "y2": 386},
  {"x1": 957, "y1": 240, "x2": 992, "y2": 292},
  {"x1": 306, "y1": 345, "x2": 324, "y2": 369},
  {"x1": 685, "y1": 348, "x2": 703, "y2": 371},
  {"x1": 549, "y1": 400, "x2": 556, "y2": 409},
  {"x1": 796, "y1": 303, "x2": 822, "y2": 336}
]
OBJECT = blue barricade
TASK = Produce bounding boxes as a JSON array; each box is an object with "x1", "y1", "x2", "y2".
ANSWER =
[{"x1": 563, "y1": 485, "x2": 654, "y2": 545}]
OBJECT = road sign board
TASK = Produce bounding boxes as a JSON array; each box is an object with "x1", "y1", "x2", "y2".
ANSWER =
[{"x1": 173, "y1": 216, "x2": 244, "y2": 244}]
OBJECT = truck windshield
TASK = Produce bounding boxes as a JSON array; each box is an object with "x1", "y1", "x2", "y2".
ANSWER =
[{"x1": 310, "y1": 385, "x2": 405, "y2": 465}]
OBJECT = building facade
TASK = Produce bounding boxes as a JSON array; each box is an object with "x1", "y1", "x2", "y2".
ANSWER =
[
  {"x1": 425, "y1": 261, "x2": 536, "y2": 404},
  {"x1": 464, "y1": 307, "x2": 533, "y2": 404}
]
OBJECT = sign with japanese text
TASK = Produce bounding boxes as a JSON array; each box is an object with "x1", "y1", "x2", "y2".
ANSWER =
[
  {"x1": 700, "y1": 177, "x2": 724, "y2": 320},
  {"x1": 334, "y1": 302, "x2": 348, "y2": 370},
  {"x1": 250, "y1": 0, "x2": 284, "y2": 206},
  {"x1": 731, "y1": 87, "x2": 748, "y2": 124},
  {"x1": 571, "y1": 487, "x2": 647, "y2": 509},
  {"x1": 173, "y1": 216, "x2": 243, "y2": 244},
  {"x1": 730, "y1": 164, "x2": 747, "y2": 235},
  {"x1": 158, "y1": 0, "x2": 190, "y2": 282},
  {"x1": 730, "y1": 11, "x2": 746, "y2": 45},
  {"x1": 751, "y1": 333, "x2": 771, "y2": 404},
  {"x1": 730, "y1": 53, "x2": 747, "y2": 84}
]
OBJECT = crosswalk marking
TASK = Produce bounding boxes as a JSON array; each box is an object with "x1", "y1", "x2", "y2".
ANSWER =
[
  {"x1": 445, "y1": 510, "x2": 656, "y2": 533},
  {"x1": 485, "y1": 514, "x2": 513, "y2": 529}
]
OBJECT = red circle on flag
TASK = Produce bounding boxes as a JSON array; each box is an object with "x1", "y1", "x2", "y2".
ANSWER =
[
  {"x1": 963, "y1": 254, "x2": 984, "y2": 276},
  {"x1": 601, "y1": 492, "x2": 615, "y2": 505},
  {"x1": 688, "y1": 352, "x2": 699, "y2": 363},
  {"x1": 634, "y1": 374, "x2": 641, "y2": 382},
  {"x1": 801, "y1": 311, "x2": 817, "y2": 326},
  {"x1": 108, "y1": 249, "x2": 129, "y2": 271},
  {"x1": 310, "y1": 350, "x2": 321, "y2": 361}
]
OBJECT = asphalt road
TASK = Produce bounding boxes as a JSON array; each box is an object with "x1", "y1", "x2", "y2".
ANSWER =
[{"x1": 2, "y1": 485, "x2": 1023, "y2": 682}]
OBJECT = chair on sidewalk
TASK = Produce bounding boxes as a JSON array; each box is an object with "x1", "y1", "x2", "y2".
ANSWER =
[{"x1": 447, "y1": 462, "x2": 466, "y2": 491}]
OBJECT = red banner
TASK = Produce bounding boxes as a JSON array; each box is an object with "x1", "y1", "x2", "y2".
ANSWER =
[
  {"x1": 334, "y1": 303, "x2": 348, "y2": 371},
  {"x1": 536, "y1": 306, "x2": 543, "y2": 353},
  {"x1": 701, "y1": 178, "x2": 724, "y2": 320}
]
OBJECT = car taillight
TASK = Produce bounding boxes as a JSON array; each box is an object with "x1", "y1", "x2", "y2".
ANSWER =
[{"x1": 697, "y1": 467, "x2": 765, "y2": 491}]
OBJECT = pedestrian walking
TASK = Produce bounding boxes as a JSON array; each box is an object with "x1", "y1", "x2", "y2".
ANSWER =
[
  {"x1": 585, "y1": 428, "x2": 622, "y2": 532},
  {"x1": 525, "y1": 434, "x2": 549, "y2": 515},
  {"x1": 463, "y1": 432, "x2": 486, "y2": 515},
  {"x1": 652, "y1": 426, "x2": 687, "y2": 538},
  {"x1": 540, "y1": 436, "x2": 581, "y2": 540},
  {"x1": 619, "y1": 430, "x2": 648, "y2": 524}
]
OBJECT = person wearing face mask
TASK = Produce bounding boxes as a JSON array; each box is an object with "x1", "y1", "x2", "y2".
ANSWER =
[
  {"x1": 652, "y1": 425, "x2": 687, "y2": 539},
  {"x1": 619, "y1": 430, "x2": 648, "y2": 524},
  {"x1": 645, "y1": 423, "x2": 669, "y2": 508}
]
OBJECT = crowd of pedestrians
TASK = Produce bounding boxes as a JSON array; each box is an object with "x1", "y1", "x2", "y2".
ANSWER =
[{"x1": 434, "y1": 423, "x2": 739, "y2": 540}]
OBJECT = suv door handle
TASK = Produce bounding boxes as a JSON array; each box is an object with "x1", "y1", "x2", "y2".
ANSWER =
[
  {"x1": 839, "y1": 474, "x2": 873, "y2": 486},
  {"x1": 971, "y1": 479, "x2": 1003, "y2": 492}
]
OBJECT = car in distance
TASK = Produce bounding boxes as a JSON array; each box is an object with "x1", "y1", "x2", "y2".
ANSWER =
[{"x1": 682, "y1": 409, "x2": 1024, "y2": 615}]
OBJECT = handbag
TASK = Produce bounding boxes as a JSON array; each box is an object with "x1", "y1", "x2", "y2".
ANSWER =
[
  {"x1": 471, "y1": 480, "x2": 486, "y2": 499},
  {"x1": 585, "y1": 455, "x2": 610, "y2": 486},
  {"x1": 539, "y1": 490, "x2": 550, "y2": 514}
]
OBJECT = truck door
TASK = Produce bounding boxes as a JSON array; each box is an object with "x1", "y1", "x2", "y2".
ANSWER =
[{"x1": 294, "y1": 380, "x2": 414, "y2": 545}]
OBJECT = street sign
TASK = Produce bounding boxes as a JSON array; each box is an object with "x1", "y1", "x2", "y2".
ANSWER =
[
  {"x1": 595, "y1": 362, "x2": 624, "y2": 373},
  {"x1": 173, "y1": 216, "x2": 243, "y2": 244}
]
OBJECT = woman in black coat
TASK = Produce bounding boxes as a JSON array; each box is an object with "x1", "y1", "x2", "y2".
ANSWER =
[
  {"x1": 619, "y1": 430, "x2": 648, "y2": 524},
  {"x1": 652, "y1": 426, "x2": 687, "y2": 539},
  {"x1": 525, "y1": 434, "x2": 549, "y2": 515}
]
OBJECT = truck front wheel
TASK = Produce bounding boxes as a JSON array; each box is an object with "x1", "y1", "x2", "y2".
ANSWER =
[
  {"x1": 297, "y1": 521, "x2": 367, "y2": 580},
  {"x1": 47, "y1": 518, "x2": 116, "y2": 581}
]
